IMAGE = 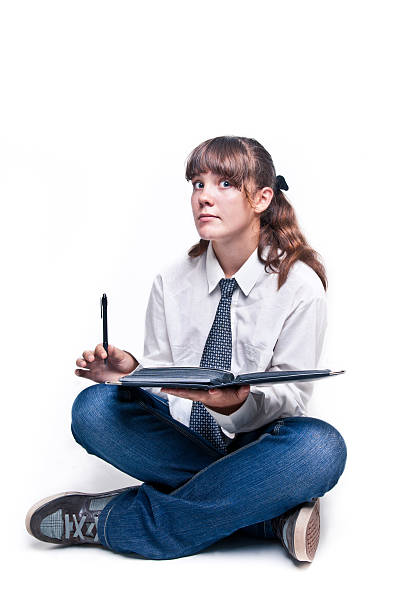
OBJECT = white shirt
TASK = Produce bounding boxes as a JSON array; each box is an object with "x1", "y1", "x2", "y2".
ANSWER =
[{"x1": 135, "y1": 242, "x2": 327, "y2": 437}]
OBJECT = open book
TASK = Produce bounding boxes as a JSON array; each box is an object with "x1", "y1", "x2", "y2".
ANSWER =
[{"x1": 110, "y1": 366, "x2": 345, "y2": 390}]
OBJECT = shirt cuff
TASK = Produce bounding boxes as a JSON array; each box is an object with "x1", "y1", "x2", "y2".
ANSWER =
[{"x1": 204, "y1": 392, "x2": 259, "y2": 434}]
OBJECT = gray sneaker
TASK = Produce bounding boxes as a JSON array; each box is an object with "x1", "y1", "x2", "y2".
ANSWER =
[
  {"x1": 271, "y1": 497, "x2": 320, "y2": 562},
  {"x1": 26, "y1": 486, "x2": 139, "y2": 545}
]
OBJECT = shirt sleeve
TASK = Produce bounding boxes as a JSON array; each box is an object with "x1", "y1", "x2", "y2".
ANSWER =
[
  {"x1": 134, "y1": 273, "x2": 173, "y2": 400},
  {"x1": 205, "y1": 294, "x2": 328, "y2": 433}
]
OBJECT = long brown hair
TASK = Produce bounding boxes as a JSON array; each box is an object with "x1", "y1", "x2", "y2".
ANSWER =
[{"x1": 185, "y1": 135, "x2": 327, "y2": 291}]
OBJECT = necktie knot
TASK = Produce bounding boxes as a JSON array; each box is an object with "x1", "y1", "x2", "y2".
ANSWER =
[{"x1": 219, "y1": 277, "x2": 238, "y2": 299}]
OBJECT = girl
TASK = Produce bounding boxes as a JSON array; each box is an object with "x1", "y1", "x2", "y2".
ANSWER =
[{"x1": 26, "y1": 135, "x2": 347, "y2": 563}]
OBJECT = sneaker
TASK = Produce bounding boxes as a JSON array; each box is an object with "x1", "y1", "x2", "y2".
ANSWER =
[
  {"x1": 271, "y1": 497, "x2": 320, "y2": 562},
  {"x1": 26, "y1": 486, "x2": 139, "y2": 545}
]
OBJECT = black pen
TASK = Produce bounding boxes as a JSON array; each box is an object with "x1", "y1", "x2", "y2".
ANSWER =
[{"x1": 100, "y1": 293, "x2": 108, "y2": 365}]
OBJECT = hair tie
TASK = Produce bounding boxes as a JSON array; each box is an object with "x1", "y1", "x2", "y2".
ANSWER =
[{"x1": 275, "y1": 175, "x2": 289, "y2": 194}]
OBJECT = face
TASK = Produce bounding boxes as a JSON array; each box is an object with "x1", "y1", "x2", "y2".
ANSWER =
[{"x1": 190, "y1": 171, "x2": 260, "y2": 245}]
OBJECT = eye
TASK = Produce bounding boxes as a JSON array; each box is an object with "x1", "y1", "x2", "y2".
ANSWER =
[
  {"x1": 220, "y1": 179, "x2": 232, "y2": 188},
  {"x1": 192, "y1": 180, "x2": 203, "y2": 190}
]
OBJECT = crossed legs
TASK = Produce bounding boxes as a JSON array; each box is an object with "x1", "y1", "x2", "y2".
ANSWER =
[{"x1": 71, "y1": 383, "x2": 347, "y2": 559}]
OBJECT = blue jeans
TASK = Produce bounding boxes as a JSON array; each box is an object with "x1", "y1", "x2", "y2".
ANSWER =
[{"x1": 71, "y1": 383, "x2": 347, "y2": 560}]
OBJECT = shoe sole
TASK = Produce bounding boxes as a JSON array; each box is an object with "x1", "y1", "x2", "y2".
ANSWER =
[
  {"x1": 25, "y1": 487, "x2": 135, "y2": 537},
  {"x1": 292, "y1": 497, "x2": 320, "y2": 562}
]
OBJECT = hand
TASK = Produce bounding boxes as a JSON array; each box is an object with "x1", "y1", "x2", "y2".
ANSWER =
[
  {"x1": 160, "y1": 385, "x2": 251, "y2": 416},
  {"x1": 75, "y1": 344, "x2": 138, "y2": 383}
]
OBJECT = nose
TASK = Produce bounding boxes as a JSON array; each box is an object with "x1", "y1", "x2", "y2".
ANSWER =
[{"x1": 197, "y1": 184, "x2": 216, "y2": 207}]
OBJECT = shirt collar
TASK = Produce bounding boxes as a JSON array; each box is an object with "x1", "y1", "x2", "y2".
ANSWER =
[{"x1": 205, "y1": 241, "x2": 271, "y2": 297}]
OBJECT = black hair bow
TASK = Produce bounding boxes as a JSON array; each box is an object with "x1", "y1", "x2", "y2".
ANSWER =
[{"x1": 275, "y1": 175, "x2": 289, "y2": 194}]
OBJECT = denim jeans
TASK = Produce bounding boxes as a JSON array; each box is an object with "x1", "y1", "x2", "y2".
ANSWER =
[{"x1": 71, "y1": 383, "x2": 347, "y2": 560}]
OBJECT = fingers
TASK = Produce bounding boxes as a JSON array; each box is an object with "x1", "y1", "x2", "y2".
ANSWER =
[
  {"x1": 161, "y1": 388, "x2": 204, "y2": 401},
  {"x1": 94, "y1": 344, "x2": 108, "y2": 360},
  {"x1": 76, "y1": 344, "x2": 118, "y2": 374},
  {"x1": 77, "y1": 345, "x2": 105, "y2": 369},
  {"x1": 82, "y1": 349, "x2": 96, "y2": 363},
  {"x1": 80, "y1": 345, "x2": 110, "y2": 364},
  {"x1": 94, "y1": 343, "x2": 119, "y2": 361},
  {"x1": 75, "y1": 368, "x2": 92, "y2": 379},
  {"x1": 161, "y1": 388, "x2": 224, "y2": 404},
  {"x1": 161, "y1": 385, "x2": 251, "y2": 410},
  {"x1": 78, "y1": 345, "x2": 122, "y2": 368}
]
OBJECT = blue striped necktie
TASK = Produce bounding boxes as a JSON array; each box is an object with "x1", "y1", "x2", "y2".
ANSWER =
[{"x1": 189, "y1": 277, "x2": 238, "y2": 453}]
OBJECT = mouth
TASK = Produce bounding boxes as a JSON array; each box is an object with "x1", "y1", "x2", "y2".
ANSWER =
[{"x1": 198, "y1": 214, "x2": 219, "y2": 220}]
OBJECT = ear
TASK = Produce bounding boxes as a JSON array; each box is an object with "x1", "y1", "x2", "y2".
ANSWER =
[{"x1": 252, "y1": 186, "x2": 274, "y2": 214}]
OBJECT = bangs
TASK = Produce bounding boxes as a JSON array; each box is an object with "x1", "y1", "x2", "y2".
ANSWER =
[{"x1": 185, "y1": 136, "x2": 255, "y2": 193}]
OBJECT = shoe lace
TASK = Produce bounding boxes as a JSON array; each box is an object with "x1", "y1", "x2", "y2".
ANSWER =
[{"x1": 64, "y1": 512, "x2": 100, "y2": 542}]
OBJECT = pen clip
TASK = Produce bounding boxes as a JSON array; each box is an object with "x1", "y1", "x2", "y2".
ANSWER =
[{"x1": 101, "y1": 293, "x2": 107, "y2": 318}]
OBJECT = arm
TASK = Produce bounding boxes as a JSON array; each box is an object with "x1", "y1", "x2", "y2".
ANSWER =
[
  {"x1": 205, "y1": 295, "x2": 328, "y2": 433},
  {"x1": 134, "y1": 273, "x2": 174, "y2": 398}
]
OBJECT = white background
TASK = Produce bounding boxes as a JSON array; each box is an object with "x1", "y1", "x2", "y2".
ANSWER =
[{"x1": 1, "y1": 0, "x2": 408, "y2": 610}]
